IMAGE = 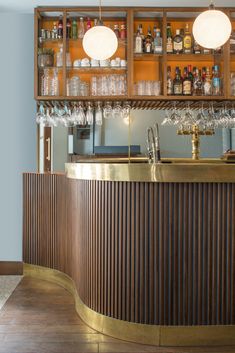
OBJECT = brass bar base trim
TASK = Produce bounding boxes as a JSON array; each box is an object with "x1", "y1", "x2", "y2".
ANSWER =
[{"x1": 24, "y1": 263, "x2": 235, "y2": 347}]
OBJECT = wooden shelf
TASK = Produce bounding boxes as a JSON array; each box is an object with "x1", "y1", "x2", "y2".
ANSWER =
[
  {"x1": 134, "y1": 53, "x2": 163, "y2": 61},
  {"x1": 166, "y1": 54, "x2": 221, "y2": 62},
  {"x1": 35, "y1": 6, "x2": 235, "y2": 107}
]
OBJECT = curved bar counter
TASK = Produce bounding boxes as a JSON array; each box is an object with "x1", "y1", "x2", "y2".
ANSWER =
[{"x1": 23, "y1": 162, "x2": 235, "y2": 346}]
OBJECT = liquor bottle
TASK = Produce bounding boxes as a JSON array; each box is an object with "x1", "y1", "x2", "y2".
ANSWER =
[
  {"x1": 167, "y1": 66, "x2": 173, "y2": 95},
  {"x1": 173, "y1": 29, "x2": 183, "y2": 54},
  {"x1": 183, "y1": 23, "x2": 192, "y2": 54},
  {"x1": 153, "y1": 28, "x2": 162, "y2": 54},
  {"x1": 86, "y1": 18, "x2": 92, "y2": 31},
  {"x1": 183, "y1": 67, "x2": 192, "y2": 95},
  {"x1": 139, "y1": 24, "x2": 145, "y2": 51},
  {"x1": 134, "y1": 29, "x2": 143, "y2": 53},
  {"x1": 203, "y1": 67, "x2": 212, "y2": 95},
  {"x1": 193, "y1": 39, "x2": 201, "y2": 54},
  {"x1": 66, "y1": 16, "x2": 71, "y2": 39},
  {"x1": 52, "y1": 22, "x2": 58, "y2": 39},
  {"x1": 187, "y1": 65, "x2": 193, "y2": 82},
  {"x1": 58, "y1": 15, "x2": 63, "y2": 39},
  {"x1": 71, "y1": 19, "x2": 78, "y2": 39},
  {"x1": 193, "y1": 68, "x2": 203, "y2": 95},
  {"x1": 212, "y1": 65, "x2": 221, "y2": 95},
  {"x1": 166, "y1": 23, "x2": 173, "y2": 54},
  {"x1": 145, "y1": 27, "x2": 153, "y2": 53},
  {"x1": 114, "y1": 24, "x2": 120, "y2": 38},
  {"x1": 173, "y1": 67, "x2": 183, "y2": 95},
  {"x1": 78, "y1": 17, "x2": 85, "y2": 39},
  {"x1": 120, "y1": 24, "x2": 126, "y2": 40},
  {"x1": 94, "y1": 19, "x2": 98, "y2": 26}
]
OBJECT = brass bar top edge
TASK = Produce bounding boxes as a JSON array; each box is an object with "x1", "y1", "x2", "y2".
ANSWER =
[{"x1": 65, "y1": 162, "x2": 235, "y2": 183}]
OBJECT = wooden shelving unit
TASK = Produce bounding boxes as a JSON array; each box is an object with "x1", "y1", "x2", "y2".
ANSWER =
[{"x1": 35, "y1": 6, "x2": 235, "y2": 109}]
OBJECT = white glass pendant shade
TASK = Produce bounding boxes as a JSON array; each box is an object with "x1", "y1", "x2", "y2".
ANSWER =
[
  {"x1": 193, "y1": 9, "x2": 231, "y2": 49},
  {"x1": 82, "y1": 25, "x2": 118, "y2": 60}
]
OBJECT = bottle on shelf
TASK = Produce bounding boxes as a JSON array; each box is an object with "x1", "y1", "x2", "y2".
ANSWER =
[
  {"x1": 134, "y1": 28, "x2": 143, "y2": 54},
  {"x1": 193, "y1": 68, "x2": 203, "y2": 95},
  {"x1": 173, "y1": 29, "x2": 183, "y2": 54},
  {"x1": 183, "y1": 66, "x2": 192, "y2": 95},
  {"x1": 173, "y1": 67, "x2": 183, "y2": 95},
  {"x1": 193, "y1": 39, "x2": 201, "y2": 54},
  {"x1": 139, "y1": 24, "x2": 145, "y2": 51},
  {"x1": 114, "y1": 24, "x2": 120, "y2": 38},
  {"x1": 153, "y1": 28, "x2": 162, "y2": 54},
  {"x1": 71, "y1": 19, "x2": 78, "y2": 39},
  {"x1": 166, "y1": 23, "x2": 173, "y2": 54},
  {"x1": 120, "y1": 24, "x2": 126, "y2": 40},
  {"x1": 212, "y1": 65, "x2": 221, "y2": 95},
  {"x1": 167, "y1": 66, "x2": 173, "y2": 95},
  {"x1": 78, "y1": 17, "x2": 85, "y2": 39},
  {"x1": 66, "y1": 16, "x2": 71, "y2": 39},
  {"x1": 52, "y1": 22, "x2": 58, "y2": 39},
  {"x1": 183, "y1": 23, "x2": 192, "y2": 54},
  {"x1": 58, "y1": 15, "x2": 63, "y2": 39},
  {"x1": 203, "y1": 67, "x2": 212, "y2": 95},
  {"x1": 145, "y1": 26, "x2": 153, "y2": 53},
  {"x1": 86, "y1": 18, "x2": 92, "y2": 31}
]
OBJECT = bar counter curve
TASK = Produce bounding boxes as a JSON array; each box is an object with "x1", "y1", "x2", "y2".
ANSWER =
[{"x1": 23, "y1": 162, "x2": 235, "y2": 346}]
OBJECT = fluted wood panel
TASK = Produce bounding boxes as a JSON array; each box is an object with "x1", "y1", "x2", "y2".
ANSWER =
[{"x1": 23, "y1": 174, "x2": 235, "y2": 326}]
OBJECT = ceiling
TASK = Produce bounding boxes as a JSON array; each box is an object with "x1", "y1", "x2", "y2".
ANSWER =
[{"x1": 0, "y1": 0, "x2": 235, "y2": 14}]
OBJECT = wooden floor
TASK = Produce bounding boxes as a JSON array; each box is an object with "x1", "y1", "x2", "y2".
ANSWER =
[{"x1": 0, "y1": 277, "x2": 235, "y2": 353}]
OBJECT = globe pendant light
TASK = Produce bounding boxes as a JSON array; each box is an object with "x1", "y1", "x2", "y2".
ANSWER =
[
  {"x1": 82, "y1": 0, "x2": 118, "y2": 60},
  {"x1": 192, "y1": 1, "x2": 232, "y2": 49}
]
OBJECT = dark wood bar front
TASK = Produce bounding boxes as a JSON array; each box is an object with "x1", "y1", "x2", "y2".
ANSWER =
[{"x1": 23, "y1": 164, "x2": 235, "y2": 346}]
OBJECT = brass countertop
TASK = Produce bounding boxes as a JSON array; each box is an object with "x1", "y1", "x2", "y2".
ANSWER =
[{"x1": 65, "y1": 159, "x2": 235, "y2": 183}]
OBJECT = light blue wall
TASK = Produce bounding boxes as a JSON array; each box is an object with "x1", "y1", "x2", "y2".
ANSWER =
[{"x1": 0, "y1": 13, "x2": 35, "y2": 261}]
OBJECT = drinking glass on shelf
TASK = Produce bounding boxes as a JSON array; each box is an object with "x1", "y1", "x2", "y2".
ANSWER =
[
  {"x1": 153, "y1": 81, "x2": 161, "y2": 96},
  {"x1": 231, "y1": 73, "x2": 235, "y2": 96},
  {"x1": 91, "y1": 76, "x2": 98, "y2": 96}
]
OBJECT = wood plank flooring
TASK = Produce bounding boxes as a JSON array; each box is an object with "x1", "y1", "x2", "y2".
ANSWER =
[{"x1": 0, "y1": 277, "x2": 235, "y2": 353}]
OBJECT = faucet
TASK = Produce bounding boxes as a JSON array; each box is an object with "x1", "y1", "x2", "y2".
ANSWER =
[{"x1": 146, "y1": 123, "x2": 161, "y2": 164}]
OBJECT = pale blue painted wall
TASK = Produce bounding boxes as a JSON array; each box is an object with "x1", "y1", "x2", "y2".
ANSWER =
[{"x1": 0, "y1": 13, "x2": 35, "y2": 261}]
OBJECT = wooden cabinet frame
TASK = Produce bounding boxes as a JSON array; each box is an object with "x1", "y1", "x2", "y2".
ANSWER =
[{"x1": 35, "y1": 6, "x2": 235, "y2": 108}]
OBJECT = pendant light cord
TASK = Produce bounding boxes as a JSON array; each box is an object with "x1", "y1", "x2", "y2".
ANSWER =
[{"x1": 99, "y1": 0, "x2": 102, "y2": 22}]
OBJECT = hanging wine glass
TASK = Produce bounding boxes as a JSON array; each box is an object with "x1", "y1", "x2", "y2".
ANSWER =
[{"x1": 86, "y1": 102, "x2": 94, "y2": 125}]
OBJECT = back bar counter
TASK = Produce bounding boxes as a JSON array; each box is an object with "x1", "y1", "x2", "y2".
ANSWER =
[{"x1": 23, "y1": 162, "x2": 235, "y2": 346}]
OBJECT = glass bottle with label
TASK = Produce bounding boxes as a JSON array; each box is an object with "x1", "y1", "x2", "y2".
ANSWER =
[
  {"x1": 145, "y1": 27, "x2": 153, "y2": 53},
  {"x1": 193, "y1": 39, "x2": 201, "y2": 54},
  {"x1": 173, "y1": 67, "x2": 183, "y2": 95},
  {"x1": 167, "y1": 66, "x2": 173, "y2": 95},
  {"x1": 78, "y1": 17, "x2": 85, "y2": 39},
  {"x1": 58, "y1": 15, "x2": 63, "y2": 39},
  {"x1": 183, "y1": 67, "x2": 192, "y2": 95},
  {"x1": 71, "y1": 19, "x2": 77, "y2": 39},
  {"x1": 203, "y1": 67, "x2": 212, "y2": 95},
  {"x1": 86, "y1": 18, "x2": 92, "y2": 31},
  {"x1": 134, "y1": 29, "x2": 143, "y2": 54},
  {"x1": 153, "y1": 28, "x2": 162, "y2": 54},
  {"x1": 173, "y1": 29, "x2": 183, "y2": 54},
  {"x1": 183, "y1": 23, "x2": 192, "y2": 54},
  {"x1": 193, "y1": 68, "x2": 203, "y2": 96},
  {"x1": 212, "y1": 65, "x2": 221, "y2": 95},
  {"x1": 166, "y1": 23, "x2": 173, "y2": 54},
  {"x1": 66, "y1": 16, "x2": 71, "y2": 39},
  {"x1": 120, "y1": 24, "x2": 126, "y2": 40},
  {"x1": 52, "y1": 22, "x2": 58, "y2": 39},
  {"x1": 114, "y1": 24, "x2": 120, "y2": 38}
]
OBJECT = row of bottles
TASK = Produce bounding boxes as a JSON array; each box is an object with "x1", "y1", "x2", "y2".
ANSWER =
[
  {"x1": 134, "y1": 22, "x2": 222, "y2": 55},
  {"x1": 134, "y1": 25, "x2": 162, "y2": 54},
  {"x1": 39, "y1": 16, "x2": 126, "y2": 41},
  {"x1": 167, "y1": 65, "x2": 222, "y2": 96}
]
